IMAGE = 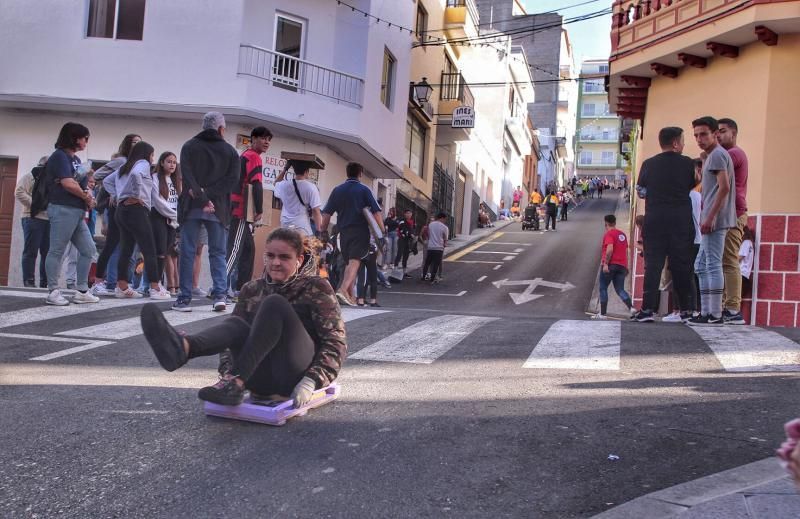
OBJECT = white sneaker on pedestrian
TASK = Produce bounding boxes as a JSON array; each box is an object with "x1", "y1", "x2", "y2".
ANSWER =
[
  {"x1": 149, "y1": 286, "x2": 172, "y2": 300},
  {"x1": 115, "y1": 286, "x2": 143, "y2": 299},
  {"x1": 661, "y1": 312, "x2": 683, "y2": 323},
  {"x1": 45, "y1": 289, "x2": 69, "y2": 306},
  {"x1": 591, "y1": 313, "x2": 608, "y2": 320},
  {"x1": 191, "y1": 287, "x2": 207, "y2": 298},
  {"x1": 90, "y1": 282, "x2": 113, "y2": 297},
  {"x1": 72, "y1": 290, "x2": 100, "y2": 304}
]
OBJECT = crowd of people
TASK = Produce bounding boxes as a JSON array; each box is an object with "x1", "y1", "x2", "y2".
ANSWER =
[
  {"x1": 595, "y1": 116, "x2": 751, "y2": 325},
  {"x1": 14, "y1": 112, "x2": 451, "y2": 312}
]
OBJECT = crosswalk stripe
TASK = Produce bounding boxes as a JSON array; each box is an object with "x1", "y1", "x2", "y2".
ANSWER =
[
  {"x1": 0, "y1": 297, "x2": 149, "y2": 330},
  {"x1": 523, "y1": 320, "x2": 621, "y2": 370},
  {"x1": 350, "y1": 314, "x2": 498, "y2": 364},
  {"x1": 0, "y1": 290, "x2": 54, "y2": 299},
  {"x1": 689, "y1": 326, "x2": 800, "y2": 372}
]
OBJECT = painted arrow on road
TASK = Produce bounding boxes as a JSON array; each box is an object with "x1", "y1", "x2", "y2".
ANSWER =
[{"x1": 492, "y1": 278, "x2": 576, "y2": 304}]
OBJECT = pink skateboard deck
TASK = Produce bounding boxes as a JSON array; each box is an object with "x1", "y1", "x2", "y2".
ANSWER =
[{"x1": 203, "y1": 384, "x2": 340, "y2": 426}]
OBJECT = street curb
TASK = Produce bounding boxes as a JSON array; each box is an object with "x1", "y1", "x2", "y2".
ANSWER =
[{"x1": 590, "y1": 458, "x2": 788, "y2": 519}]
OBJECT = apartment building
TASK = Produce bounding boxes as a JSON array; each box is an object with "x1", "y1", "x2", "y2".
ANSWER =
[
  {"x1": 575, "y1": 58, "x2": 623, "y2": 183},
  {"x1": 609, "y1": 0, "x2": 800, "y2": 326},
  {"x1": 0, "y1": 0, "x2": 413, "y2": 285}
]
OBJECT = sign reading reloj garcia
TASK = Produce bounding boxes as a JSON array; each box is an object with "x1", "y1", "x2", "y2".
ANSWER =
[{"x1": 451, "y1": 106, "x2": 475, "y2": 129}]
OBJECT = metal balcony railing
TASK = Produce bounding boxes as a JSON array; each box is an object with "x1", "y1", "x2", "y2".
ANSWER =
[
  {"x1": 238, "y1": 44, "x2": 364, "y2": 108},
  {"x1": 440, "y1": 72, "x2": 474, "y2": 108}
]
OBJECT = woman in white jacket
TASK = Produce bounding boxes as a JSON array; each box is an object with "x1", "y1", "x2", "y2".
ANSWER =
[
  {"x1": 151, "y1": 151, "x2": 180, "y2": 294},
  {"x1": 110, "y1": 141, "x2": 171, "y2": 300}
]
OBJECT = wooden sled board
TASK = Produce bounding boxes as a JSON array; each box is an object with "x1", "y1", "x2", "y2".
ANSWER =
[
  {"x1": 203, "y1": 384, "x2": 340, "y2": 426},
  {"x1": 280, "y1": 151, "x2": 325, "y2": 170}
]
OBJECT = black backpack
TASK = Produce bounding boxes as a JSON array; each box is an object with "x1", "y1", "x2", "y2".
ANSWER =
[{"x1": 29, "y1": 164, "x2": 49, "y2": 218}]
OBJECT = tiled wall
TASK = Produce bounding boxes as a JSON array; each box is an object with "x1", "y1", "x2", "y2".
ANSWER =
[{"x1": 630, "y1": 213, "x2": 800, "y2": 327}]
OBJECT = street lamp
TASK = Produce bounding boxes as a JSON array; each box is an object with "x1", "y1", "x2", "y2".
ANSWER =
[{"x1": 412, "y1": 77, "x2": 433, "y2": 103}]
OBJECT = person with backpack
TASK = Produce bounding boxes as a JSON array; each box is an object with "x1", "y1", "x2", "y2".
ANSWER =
[
  {"x1": 90, "y1": 134, "x2": 141, "y2": 296},
  {"x1": 544, "y1": 191, "x2": 559, "y2": 231},
  {"x1": 15, "y1": 156, "x2": 50, "y2": 288},
  {"x1": 42, "y1": 122, "x2": 100, "y2": 306},
  {"x1": 274, "y1": 159, "x2": 323, "y2": 236}
]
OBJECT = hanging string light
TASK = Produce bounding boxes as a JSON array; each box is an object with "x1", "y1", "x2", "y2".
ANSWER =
[{"x1": 335, "y1": 0, "x2": 417, "y2": 36}]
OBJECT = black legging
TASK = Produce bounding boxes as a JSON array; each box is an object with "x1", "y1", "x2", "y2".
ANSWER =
[
  {"x1": 357, "y1": 251, "x2": 378, "y2": 300},
  {"x1": 546, "y1": 211, "x2": 557, "y2": 230},
  {"x1": 149, "y1": 209, "x2": 174, "y2": 285},
  {"x1": 423, "y1": 249, "x2": 443, "y2": 279},
  {"x1": 116, "y1": 203, "x2": 158, "y2": 285},
  {"x1": 95, "y1": 205, "x2": 120, "y2": 279},
  {"x1": 395, "y1": 237, "x2": 412, "y2": 268},
  {"x1": 186, "y1": 294, "x2": 315, "y2": 395}
]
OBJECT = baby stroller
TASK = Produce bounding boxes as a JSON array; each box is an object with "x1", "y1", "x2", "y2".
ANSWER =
[{"x1": 522, "y1": 205, "x2": 539, "y2": 231}]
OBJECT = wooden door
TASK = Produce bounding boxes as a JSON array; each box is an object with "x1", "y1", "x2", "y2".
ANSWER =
[{"x1": 0, "y1": 158, "x2": 19, "y2": 285}]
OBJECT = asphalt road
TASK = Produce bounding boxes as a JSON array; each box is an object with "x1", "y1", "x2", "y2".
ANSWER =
[{"x1": 1, "y1": 195, "x2": 799, "y2": 518}]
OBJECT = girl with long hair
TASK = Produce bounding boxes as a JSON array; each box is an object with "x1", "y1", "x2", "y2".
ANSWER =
[
  {"x1": 111, "y1": 141, "x2": 170, "y2": 299},
  {"x1": 151, "y1": 152, "x2": 181, "y2": 294}
]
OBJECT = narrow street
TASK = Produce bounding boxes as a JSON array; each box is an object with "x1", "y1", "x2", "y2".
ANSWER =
[{"x1": 1, "y1": 196, "x2": 799, "y2": 518}]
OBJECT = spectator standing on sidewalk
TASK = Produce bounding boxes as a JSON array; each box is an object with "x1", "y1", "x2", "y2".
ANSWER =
[
  {"x1": 512, "y1": 185, "x2": 523, "y2": 206},
  {"x1": 544, "y1": 191, "x2": 558, "y2": 231},
  {"x1": 382, "y1": 207, "x2": 399, "y2": 268},
  {"x1": 717, "y1": 118, "x2": 749, "y2": 325},
  {"x1": 226, "y1": 126, "x2": 269, "y2": 296},
  {"x1": 688, "y1": 116, "x2": 736, "y2": 326},
  {"x1": 15, "y1": 156, "x2": 50, "y2": 288},
  {"x1": 174, "y1": 112, "x2": 240, "y2": 312},
  {"x1": 150, "y1": 151, "x2": 180, "y2": 292},
  {"x1": 593, "y1": 214, "x2": 634, "y2": 319},
  {"x1": 42, "y1": 122, "x2": 100, "y2": 306},
  {"x1": 274, "y1": 158, "x2": 323, "y2": 236},
  {"x1": 422, "y1": 212, "x2": 448, "y2": 284},
  {"x1": 394, "y1": 209, "x2": 416, "y2": 274},
  {"x1": 154, "y1": 152, "x2": 181, "y2": 295},
  {"x1": 321, "y1": 162, "x2": 384, "y2": 306},
  {"x1": 632, "y1": 127, "x2": 697, "y2": 322},
  {"x1": 529, "y1": 188, "x2": 543, "y2": 207}
]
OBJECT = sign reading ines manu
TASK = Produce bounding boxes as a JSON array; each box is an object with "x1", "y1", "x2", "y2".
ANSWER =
[{"x1": 451, "y1": 106, "x2": 475, "y2": 129}]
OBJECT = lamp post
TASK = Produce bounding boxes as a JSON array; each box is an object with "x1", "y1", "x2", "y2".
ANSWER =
[{"x1": 412, "y1": 77, "x2": 433, "y2": 103}]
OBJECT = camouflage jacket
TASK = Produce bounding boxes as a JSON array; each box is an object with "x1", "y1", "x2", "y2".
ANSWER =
[{"x1": 232, "y1": 254, "x2": 347, "y2": 389}]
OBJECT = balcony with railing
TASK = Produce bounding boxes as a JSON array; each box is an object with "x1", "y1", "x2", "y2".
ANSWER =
[
  {"x1": 238, "y1": 44, "x2": 364, "y2": 108},
  {"x1": 444, "y1": 0, "x2": 480, "y2": 40},
  {"x1": 439, "y1": 72, "x2": 474, "y2": 111},
  {"x1": 579, "y1": 131, "x2": 620, "y2": 143}
]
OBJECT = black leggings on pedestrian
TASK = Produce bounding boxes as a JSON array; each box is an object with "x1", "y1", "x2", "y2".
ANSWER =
[
  {"x1": 149, "y1": 209, "x2": 174, "y2": 284},
  {"x1": 116, "y1": 203, "x2": 159, "y2": 285},
  {"x1": 423, "y1": 249, "x2": 443, "y2": 279},
  {"x1": 395, "y1": 238, "x2": 412, "y2": 269},
  {"x1": 186, "y1": 294, "x2": 315, "y2": 395},
  {"x1": 546, "y1": 211, "x2": 557, "y2": 230},
  {"x1": 357, "y1": 251, "x2": 378, "y2": 300},
  {"x1": 95, "y1": 205, "x2": 120, "y2": 279}
]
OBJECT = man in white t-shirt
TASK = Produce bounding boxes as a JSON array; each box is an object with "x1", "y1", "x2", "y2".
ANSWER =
[
  {"x1": 422, "y1": 212, "x2": 449, "y2": 283},
  {"x1": 273, "y1": 160, "x2": 322, "y2": 236}
]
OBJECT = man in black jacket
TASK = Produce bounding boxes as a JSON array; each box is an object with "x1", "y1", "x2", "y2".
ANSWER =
[{"x1": 174, "y1": 112, "x2": 240, "y2": 312}]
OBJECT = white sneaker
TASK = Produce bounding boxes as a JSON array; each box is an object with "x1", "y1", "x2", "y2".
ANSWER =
[
  {"x1": 90, "y1": 282, "x2": 112, "y2": 296},
  {"x1": 115, "y1": 286, "x2": 143, "y2": 299},
  {"x1": 149, "y1": 286, "x2": 172, "y2": 300},
  {"x1": 45, "y1": 289, "x2": 69, "y2": 306},
  {"x1": 661, "y1": 312, "x2": 683, "y2": 323},
  {"x1": 591, "y1": 313, "x2": 608, "y2": 320},
  {"x1": 72, "y1": 290, "x2": 100, "y2": 304}
]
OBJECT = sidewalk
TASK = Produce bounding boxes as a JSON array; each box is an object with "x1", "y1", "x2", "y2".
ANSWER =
[
  {"x1": 592, "y1": 457, "x2": 799, "y2": 518},
  {"x1": 586, "y1": 191, "x2": 632, "y2": 318}
]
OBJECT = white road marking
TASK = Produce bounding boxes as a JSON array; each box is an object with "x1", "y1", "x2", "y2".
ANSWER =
[
  {"x1": 514, "y1": 248, "x2": 525, "y2": 253},
  {"x1": 57, "y1": 308, "x2": 234, "y2": 340},
  {"x1": 493, "y1": 265, "x2": 502, "y2": 270},
  {"x1": 689, "y1": 326, "x2": 800, "y2": 372},
  {"x1": 0, "y1": 290, "x2": 54, "y2": 299},
  {"x1": 469, "y1": 251, "x2": 519, "y2": 255},
  {"x1": 30, "y1": 340, "x2": 117, "y2": 361},
  {"x1": 340, "y1": 308, "x2": 391, "y2": 321},
  {"x1": 493, "y1": 278, "x2": 576, "y2": 304},
  {"x1": 502, "y1": 255, "x2": 515, "y2": 261},
  {"x1": 350, "y1": 315, "x2": 498, "y2": 364},
  {"x1": 384, "y1": 290, "x2": 466, "y2": 297},
  {"x1": 477, "y1": 276, "x2": 487, "y2": 282},
  {"x1": 485, "y1": 242, "x2": 531, "y2": 246},
  {"x1": 0, "y1": 297, "x2": 150, "y2": 330},
  {"x1": 449, "y1": 260, "x2": 503, "y2": 264},
  {"x1": 523, "y1": 320, "x2": 621, "y2": 370},
  {"x1": 0, "y1": 332, "x2": 89, "y2": 343}
]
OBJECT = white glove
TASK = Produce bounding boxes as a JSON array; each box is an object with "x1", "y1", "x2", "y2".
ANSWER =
[{"x1": 291, "y1": 376, "x2": 316, "y2": 408}]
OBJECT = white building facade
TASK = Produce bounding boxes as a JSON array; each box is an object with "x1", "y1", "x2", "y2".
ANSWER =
[{"x1": 0, "y1": 0, "x2": 414, "y2": 285}]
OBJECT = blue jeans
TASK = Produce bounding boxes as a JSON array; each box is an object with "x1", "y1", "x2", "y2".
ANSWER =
[
  {"x1": 598, "y1": 264, "x2": 631, "y2": 308},
  {"x1": 695, "y1": 228, "x2": 727, "y2": 317},
  {"x1": 45, "y1": 204, "x2": 96, "y2": 291},
  {"x1": 21, "y1": 217, "x2": 50, "y2": 286},
  {"x1": 384, "y1": 233, "x2": 398, "y2": 266},
  {"x1": 178, "y1": 218, "x2": 227, "y2": 302}
]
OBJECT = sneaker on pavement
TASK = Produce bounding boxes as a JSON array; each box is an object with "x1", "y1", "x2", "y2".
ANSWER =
[
  {"x1": 45, "y1": 289, "x2": 70, "y2": 306},
  {"x1": 212, "y1": 298, "x2": 226, "y2": 312},
  {"x1": 198, "y1": 377, "x2": 245, "y2": 406},
  {"x1": 90, "y1": 283, "x2": 113, "y2": 297},
  {"x1": 423, "y1": 273, "x2": 431, "y2": 281},
  {"x1": 172, "y1": 299, "x2": 192, "y2": 312},
  {"x1": 335, "y1": 291, "x2": 356, "y2": 307},
  {"x1": 115, "y1": 286, "x2": 143, "y2": 299},
  {"x1": 661, "y1": 312, "x2": 683, "y2": 323},
  {"x1": 591, "y1": 313, "x2": 608, "y2": 320},
  {"x1": 680, "y1": 311, "x2": 695, "y2": 323},
  {"x1": 149, "y1": 286, "x2": 172, "y2": 300},
  {"x1": 632, "y1": 310, "x2": 655, "y2": 323},
  {"x1": 687, "y1": 314, "x2": 724, "y2": 326},
  {"x1": 723, "y1": 309, "x2": 746, "y2": 325},
  {"x1": 191, "y1": 287, "x2": 207, "y2": 298},
  {"x1": 140, "y1": 303, "x2": 187, "y2": 372},
  {"x1": 72, "y1": 290, "x2": 100, "y2": 304}
]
